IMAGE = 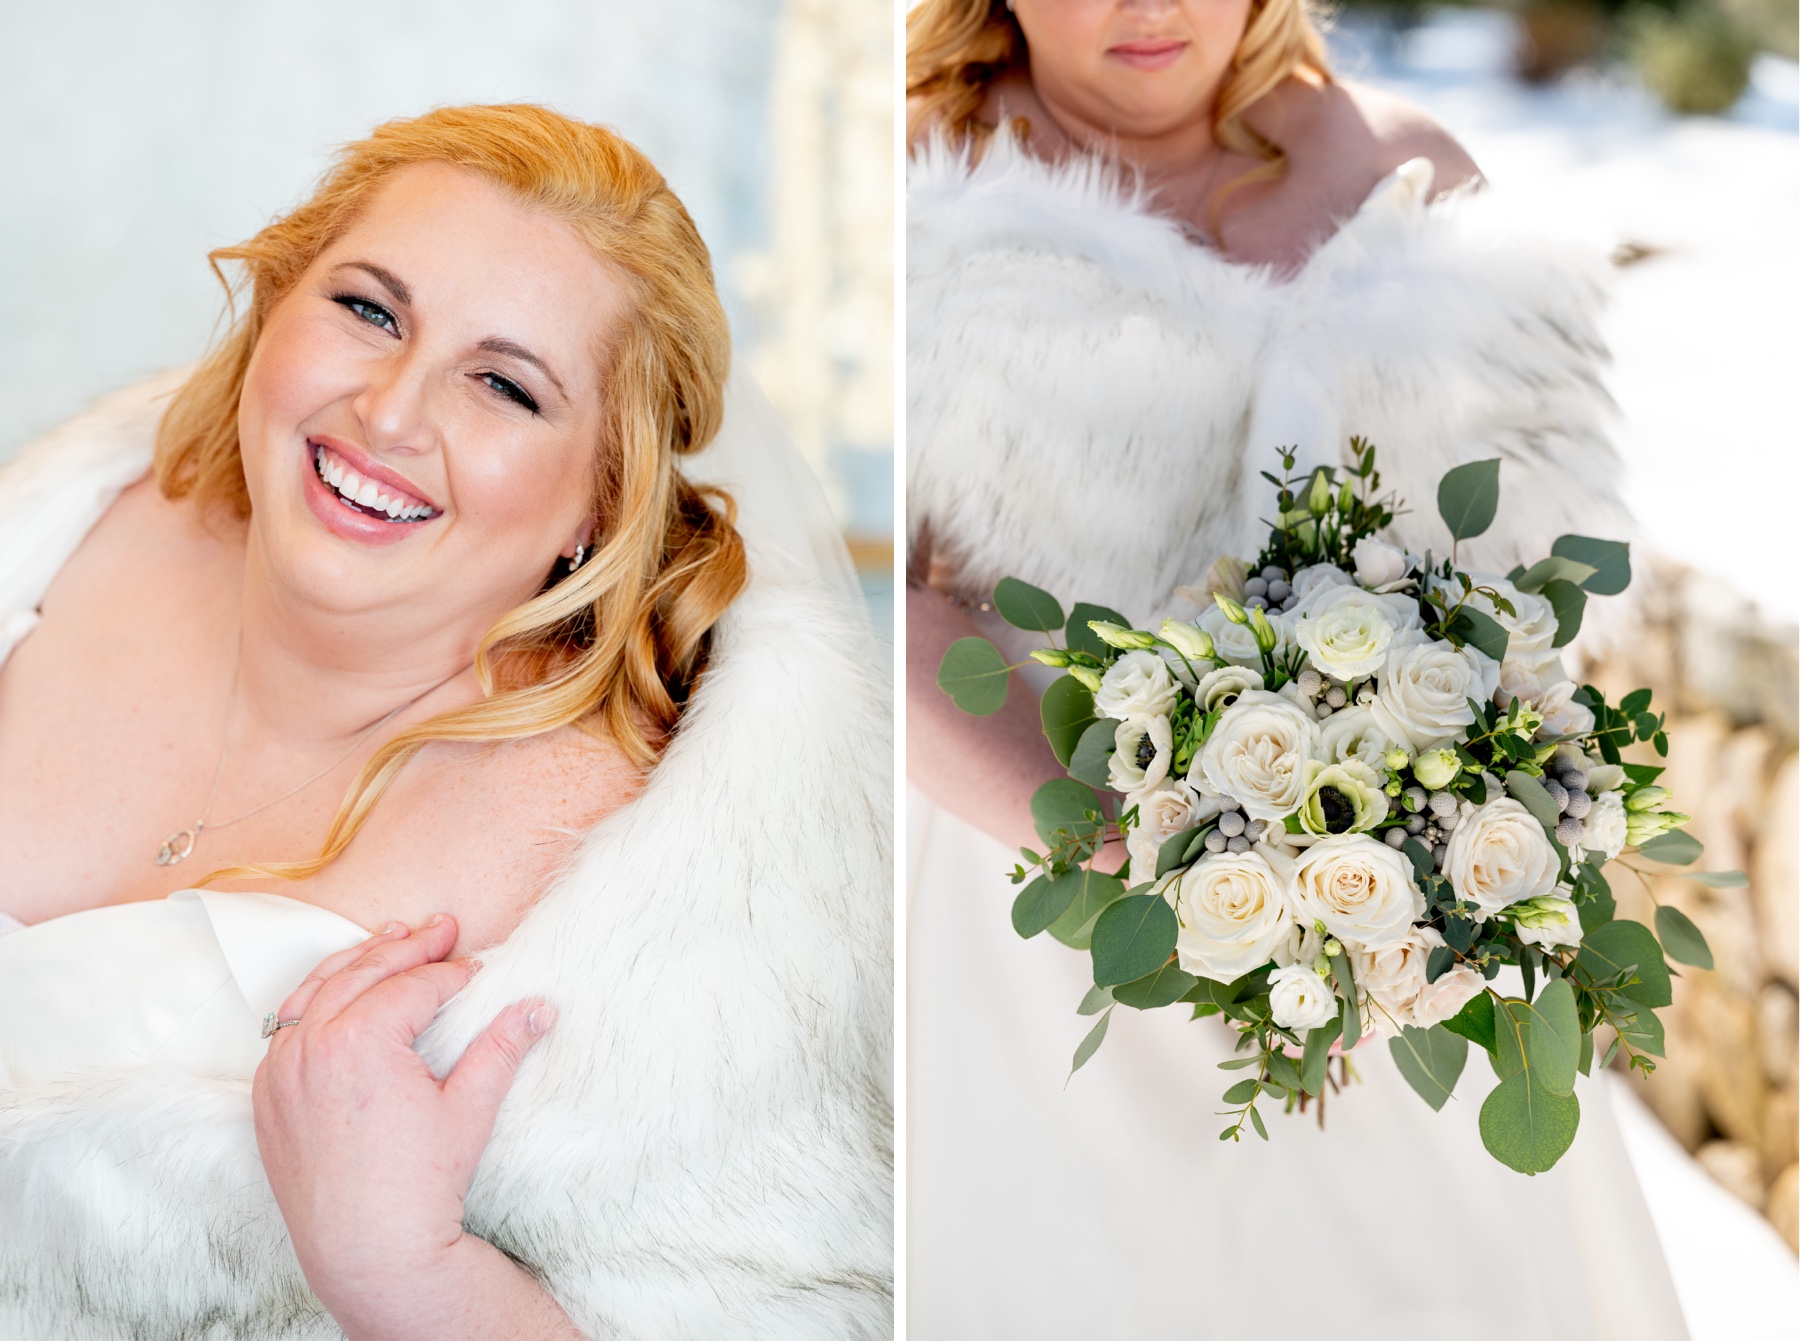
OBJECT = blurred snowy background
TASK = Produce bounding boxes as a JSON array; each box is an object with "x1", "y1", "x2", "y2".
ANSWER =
[
  {"x1": 1337, "y1": 3, "x2": 1800, "y2": 1316},
  {"x1": 0, "y1": 0, "x2": 894, "y2": 646}
]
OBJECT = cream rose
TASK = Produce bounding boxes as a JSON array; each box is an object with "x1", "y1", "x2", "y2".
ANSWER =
[
  {"x1": 1194, "y1": 664, "x2": 1264, "y2": 714},
  {"x1": 1094, "y1": 649, "x2": 1180, "y2": 722},
  {"x1": 1316, "y1": 706, "x2": 1403, "y2": 772},
  {"x1": 1368, "y1": 636, "x2": 1501, "y2": 750},
  {"x1": 1574, "y1": 790, "x2": 1628, "y2": 864},
  {"x1": 1534, "y1": 680, "x2": 1596, "y2": 739},
  {"x1": 1289, "y1": 563, "x2": 1352, "y2": 603},
  {"x1": 1351, "y1": 537, "x2": 1411, "y2": 589},
  {"x1": 1109, "y1": 716, "x2": 1173, "y2": 793},
  {"x1": 1125, "y1": 780, "x2": 1212, "y2": 877},
  {"x1": 1442, "y1": 797, "x2": 1560, "y2": 920},
  {"x1": 1195, "y1": 689, "x2": 1320, "y2": 820},
  {"x1": 1289, "y1": 834, "x2": 1424, "y2": 950},
  {"x1": 1268, "y1": 964, "x2": 1340, "y2": 1032},
  {"x1": 1291, "y1": 586, "x2": 1420, "y2": 681},
  {"x1": 1355, "y1": 924, "x2": 1484, "y2": 1036},
  {"x1": 1172, "y1": 850, "x2": 1295, "y2": 980}
]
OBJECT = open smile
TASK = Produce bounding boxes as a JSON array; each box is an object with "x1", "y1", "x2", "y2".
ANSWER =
[{"x1": 310, "y1": 441, "x2": 441, "y2": 523}]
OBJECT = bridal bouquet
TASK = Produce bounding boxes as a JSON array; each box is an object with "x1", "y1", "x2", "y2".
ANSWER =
[{"x1": 938, "y1": 442, "x2": 1741, "y2": 1174}]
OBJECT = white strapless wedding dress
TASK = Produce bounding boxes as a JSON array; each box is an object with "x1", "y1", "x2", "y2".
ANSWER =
[
  {"x1": 0, "y1": 892, "x2": 367, "y2": 1089},
  {"x1": 904, "y1": 138, "x2": 1790, "y2": 1339}
]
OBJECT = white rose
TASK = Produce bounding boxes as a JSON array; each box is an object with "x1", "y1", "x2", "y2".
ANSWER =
[
  {"x1": 1442, "y1": 797, "x2": 1560, "y2": 920},
  {"x1": 1125, "y1": 780, "x2": 1211, "y2": 876},
  {"x1": 1368, "y1": 636, "x2": 1500, "y2": 751},
  {"x1": 1575, "y1": 790, "x2": 1628, "y2": 863},
  {"x1": 1510, "y1": 895, "x2": 1584, "y2": 950},
  {"x1": 1534, "y1": 680, "x2": 1596, "y2": 739},
  {"x1": 1291, "y1": 586, "x2": 1421, "y2": 681},
  {"x1": 1094, "y1": 649, "x2": 1180, "y2": 722},
  {"x1": 1268, "y1": 963, "x2": 1340, "y2": 1032},
  {"x1": 1109, "y1": 715, "x2": 1173, "y2": 793},
  {"x1": 1351, "y1": 536, "x2": 1410, "y2": 589},
  {"x1": 1356, "y1": 924, "x2": 1484, "y2": 1037},
  {"x1": 1289, "y1": 834, "x2": 1425, "y2": 951},
  {"x1": 1493, "y1": 657, "x2": 1549, "y2": 710},
  {"x1": 1172, "y1": 850, "x2": 1295, "y2": 981},
  {"x1": 1194, "y1": 664, "x2": 1264, "y2": 714},
  {"x1": 1316, "y1": 705, "x2": 1403, "y2": 771},
  {"x1": 1290, "y1": 563, "x2": 1353, "y2": 603},
  {"x1": 1197, "y1": 603, "x2": 1290, "y2": 669},
  {"x1": 1195, "y1": 689, "x2": 1320, "y2": 821}
]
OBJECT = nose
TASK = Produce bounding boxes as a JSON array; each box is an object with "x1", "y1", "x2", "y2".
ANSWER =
[
  {"x1": 351, "y1": 343, "x2": 438, "y2": 459},
  {"x1": 1120, "y1": 0, "x2": 1179, "y2": 14}
]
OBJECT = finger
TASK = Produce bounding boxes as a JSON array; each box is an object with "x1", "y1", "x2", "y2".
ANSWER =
[
  {"x1": 272, "y1": 920, "x2": 412, "y2": 1025},
  {"x1": 444, "y1": 1000, "x2": 556, "y2": 1126},
  {"x1": 337, "y1": 958, "x2": 483, "y2": 1047},
  {"x1": 298, "y1": 914, "x2": 460, "y2": 1028}
]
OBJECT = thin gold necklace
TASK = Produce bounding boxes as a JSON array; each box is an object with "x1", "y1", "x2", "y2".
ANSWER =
[{"x1": 154, "y1": 644, "x2": 454, "y2": 867}]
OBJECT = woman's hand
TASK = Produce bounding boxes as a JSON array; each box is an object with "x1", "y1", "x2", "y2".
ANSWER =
[{"x1": 252, "y1": 915, "x2": 581, "y2": 1340}]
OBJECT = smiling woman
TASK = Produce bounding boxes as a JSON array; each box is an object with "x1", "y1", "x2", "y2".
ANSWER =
[{"x1": 0, "y1": 105, "x2": 891, "y2": 1340}]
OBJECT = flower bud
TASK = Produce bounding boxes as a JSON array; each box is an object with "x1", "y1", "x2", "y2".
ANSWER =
[
  {"x1": 1069, "y1": 666, "x2": 1103, "y2": 693},
  {"x1": 1412, "y1": 748, "x2": 1461, "y2": 791},
  {"x1": 1308, "y1": 470, "x2": 1332, "y2": 517},
  {"x1": 1384, "y1": 747, "x2": 1411, "y2": 771},
  {"x1": 1214, "y1": 594, "x2": 1249, "y2": 625},
  {"x1": 1088, "y1": 621, "x2": 1157, "y2": 651},
  {"x1": 1625, "y1": 786, "x2": 1670, "y2": 813},
  {"x1": 1029, "y1": 648, "x2": 1073, "y2": 667},
  {"x1": 1338, "y1": 480, "x2": 1355, "y2": 512},
  {"x1": 1159, "y1": 619, "x2": 1215, "y2": 661},
  {"x1": 1324, "y1": 939, "x2": 1343, "y2": 957},
  {"x1": 1249, "y1": 607, "x2": 1278, "y2": 652}
]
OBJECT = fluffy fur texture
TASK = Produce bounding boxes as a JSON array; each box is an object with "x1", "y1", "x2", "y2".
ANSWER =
[
  {"x1": 908, "y1": 134, "x2": 1629, "y2": 627},
  {"x1": 0, "y1": 380, "x2": 893, "y2": 1340}
]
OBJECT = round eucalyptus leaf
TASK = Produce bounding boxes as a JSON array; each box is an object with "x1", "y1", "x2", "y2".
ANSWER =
[
  {"x1": 937, "y1": 637, "x2": 1010, "y2": 716},
  {"x1": 993, "y1": 576, "x2": 1066, "y2": 633}
]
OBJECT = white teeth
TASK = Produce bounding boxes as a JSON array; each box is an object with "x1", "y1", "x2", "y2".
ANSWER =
[
  {"x1": 355, "y1": 480, "x2": 381, "y2": 508},
  {"x1": 383, "y1": 496, "x2": 403, "y2": 519},
  {"x1": 314, "y1": 445, "x2": 432, "y2": 521}
]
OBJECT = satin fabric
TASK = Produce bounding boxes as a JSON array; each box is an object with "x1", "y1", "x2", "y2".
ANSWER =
[{"x1": 0, "y1": 890, "x2": 367, "y2": 1088}]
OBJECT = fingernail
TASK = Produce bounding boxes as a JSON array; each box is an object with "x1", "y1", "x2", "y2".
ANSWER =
[
  {"x1": 426, "y1": 914, "x2": 449, "y2": 928},
  {"x1": 527, "y1": 1005, "x2": 557, "y2": 1036},
  {"x1": 382, "y1": 921, "x2": 408, "y2": 936}
]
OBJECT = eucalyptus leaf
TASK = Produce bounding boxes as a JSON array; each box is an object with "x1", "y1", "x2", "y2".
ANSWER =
[
  {"x1": 1506, "y1": 771, "x2": 1564, "y2": 835},
  {"x1": 1066, "y1": 602, "x2": 1132, "y2": 660},
  {"x1": 1578, "y1": 1028, "x2": 1594, "y2": 1076},
  {"x1": 1437, "y1": 458, "x2": 1502, "y2": 541},
  {"x1": 1616, "y1": 1003, "x2": 1667, "y2": 1058},
  {"x1": 1330, "y1": 949, "x2": 1359, "y2": 1052},
  {"x1": 1011, "y1": 874, "x2": 1077, "y2": 939},
  {"x1": 1687, "y1": 870, "x2": 1749, "y2": 888},
  {"x1": 1264, "y1": 1049, "x2": 1303, "y2": 1091},
  {"x1": 1090, "y1": 893, "x2": 1179, "y2": 987},
  {"x1": 1389, "y1": 1024, "x2": 1468, "y2": 1111},
  {"x1": 1456, "y1": 607, "x2": 1512, "y2": 664},
  {"x1": 937, "y1": 637, "x2": 1010, "y2": 716},
  {"x1": 1222, "y1": 1078, "x2": 1261, "y2": 1105},
  {"x1": 1480, "y1": 1070, "x2": 1581, "y2": 1174},
  {"x1": 1525, "y1": 978, "x2": 1580, "y2": 1098},
  {"x1": 1300, "y1": 1016, "x2": 1343, "y2": 1096},
  {"x1": 1112, "y1": 960, "x2": 1198, "y2": 1009},
  {"x1": 1077, "y1": 984, "x2": 1114, "y2": 1016},
  {"x1": 1156, "y1": 826, "x2": 1206, "y2": 880},
  {"x1": 1514, "y1": 555, "x2": 1598, "y2": 594},
  {"x1": 1031, "y1": 779, "x2": 1103, "y2": 849},
  {"x1": 1443, "y1": 991, "x2": 1497, "y2": 1056},
  {"x1": 993, "y1": 576, "x2": 1065, "y2": 633},
  {"x1": 1551, "y1": 535, "x2": 1631, "y2": 595},
  {"x1": 1067, "y1": 719, "x2": 1118, "y2": 790},
  {"x1": 1639, "y1": 829, "x2": 1704, "y2": 866},
  {"x1": 1040, "y1": 676, "x2": 1098, "y2": 769},
  {"x1": 1070, "y1": 1007, "x2": 1112, "y2": 1076},
  {"x1": 1403, "y1": 837, "x2": 1437, "y2": 884},
  {"x1": 1044, "y1": 870, "x2": 1127, "y2": 949},
  {"x1": 1654, "y1": 905, "x2": 1714, "y2": 970},
  {"x1": 1576, "y1": 919, "x2": 1672, "y2": 1009},
  {"x1": 1541, "y1": 578, "x2": 1587, "y2": 649}
]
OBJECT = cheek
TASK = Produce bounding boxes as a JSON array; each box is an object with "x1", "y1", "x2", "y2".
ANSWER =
[
  {"x1": 449, "y1": 431, "x2": 595, "y2": 547},
  {"x1": 238, "y1": 311, "x2": 356, "y2": 486}
]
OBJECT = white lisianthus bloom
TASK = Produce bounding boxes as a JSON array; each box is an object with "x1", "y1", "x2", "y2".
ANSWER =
[
  {"x1": 1369, "y1": 635, "x2": 1501, "y2": 751},
  {"x1": 1412, "y1": 748, "x2": 1461, "y2": 791},
  {"x1": 1268, "y1": 963, "x2": 1340, "y2": 1032},
  {"x1": 1355, "y1": 924, "x2": 1484, "y2": 1036},
  {"x1": 1508, "y1": 895, "x2": 1584, "y2": 949},
  {"x1": 1291, "y1": 586, "x2": 1421, "y2": 681},
  {"x1": 1172, "y1": 850, "x2": 1295, "y2": 980},
  {"x1": 1094, "y1": 649, "x2": 1181, "y2": 722},
  {"x1": 1197, "y1": 603, "x2": 1290, "y2": 669},
  {"x1": 1442, "y1": 797, "x2": 1560, "y2": 920},
  {"x1": 1316, "y1": 706, "x2": 1403, "y2": 771},
  {"x1": 1195, "y1": 690, "x2": 1320, "y2": 821},
  {"x1": 1585, "y1": 762, "x2": 1627, "y2": 794},
  {"x1": 1574, "y1": 791, "x2": 1628, "y2": 863},
  {"x1": 1289, "y1": 834, "x2": 1425, "y2": 950},
  {"x1": 1290, "y1": 563, "x2": 1353, "y2": 603},
  {"x1": 1124, "y1": 780, "x2": 1212, "y2": 877},
  {"x1": 1194, "y1": 664, "x2": 1265, "y2": 714},
  {"x1": 1535, "y1": 680, "x2": 1597, "y2": 739},
  {"x1": 1351, "y1": 537, "x2": 1411, "y2": 589},
  {"x1": 1109, "y1": 715, "x2": 1173, "y2": 793}
]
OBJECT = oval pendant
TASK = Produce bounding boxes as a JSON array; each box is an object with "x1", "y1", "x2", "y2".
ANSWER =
[{"x1": 156, "y1": 827, "x2": 199, "y2": 867}]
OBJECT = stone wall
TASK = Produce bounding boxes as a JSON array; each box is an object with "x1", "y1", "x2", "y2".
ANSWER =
[{"x1": 1584, "y1": 557, "x2": 1798, "y2": 1251}]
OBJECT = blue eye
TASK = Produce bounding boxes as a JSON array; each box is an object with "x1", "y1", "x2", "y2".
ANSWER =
[
  {"x1": 480, "y1": 371, "x2": 540, "y2": 414},
  {"x1": 334, "y1": 295, "x2": 398, "y2": 334}
]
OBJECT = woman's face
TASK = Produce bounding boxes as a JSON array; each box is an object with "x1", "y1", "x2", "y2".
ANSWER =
[
  {"x1": 238, "y1": 161, "x2": 624, "y2": 636},
  {"x1": 1013, "y1": 0, "x2": 1255, "y2": 140}
]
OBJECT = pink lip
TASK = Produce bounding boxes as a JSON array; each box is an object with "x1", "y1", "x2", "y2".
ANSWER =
[
  {"x1": 301, "y1": 435, "x2": 441, "y2": 548},
  {"x1": 1108, "y1": 38, "x2": 1188, "y2": 71}
]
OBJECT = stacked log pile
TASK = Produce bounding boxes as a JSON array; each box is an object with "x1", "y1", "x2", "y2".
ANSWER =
[{"x1": 1584, "y1": 558, "x2": 1798, "y2": 1252}]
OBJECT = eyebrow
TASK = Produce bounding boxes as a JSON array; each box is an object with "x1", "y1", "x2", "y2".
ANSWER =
[
  {"x1": 338, "y1": 260, "x2": 412, "y2": 307},
  {"x1": 477, "y1": 336, "x2": 569, "y2": 401}
]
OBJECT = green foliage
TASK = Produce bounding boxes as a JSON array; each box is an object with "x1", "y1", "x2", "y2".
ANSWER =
[
  {"x1": 1090, "y1": 893, "x2": 1179, "y2": 987},
  {"x1": 1437, "y1": 458, "x2": 1502, "y2": 542},
  {"x1": 1542, "y1": 578, "x2": 1587, "y2": 648},
  {"x1": 1077, "y1": 984, "x2": 1114, "y2": 1016},
  {"x1": 1525, "y1": 980, "x2": 1581, "y2": 1098},
  {"x1": 1155, "y1": 825, "x2": 1207, "y2": 879},
  {"x1": 1654, "y1": 905, "x2": 1714, "y2": 970},
  {"x1": 1629, "y1": 3, "x2": 1756, "y2": 116},
  {"x1": 1300, "y1": 1016, "x2": 1344, "y2": 1096},
  {"x1": 1514, "y1": 555, "x2": 1598, "y2": 593},
  {"x1": 1067, "y1": 719, "x2": 1117, "y2": 790},
  {"x1": 1066, "y1": 602, "x2": 1131, "y2": 660},
  {"x1": 1442, "y1": 991, "x2": 1497, "y2": 1056},
  {"x1": 1030, "y1": 779, "x2": 1103, "y2": 849},
  {"x1": 937, "y1": 636, "x2": 1010, "y2": 715},
  {"x1": 1390, "y1": 1024, "x2": 1469, "y2": 1111},
  {"x1": 1506, "y1": 771, "x2": 1564, "y2": 836},
  {"x1": 993, "y1": 577, "x2": 1065, "y2": 633},
  {"x1": 1687, "y1": 870, "x2": 1749, "y2": 888},
  {"x1": 1575, "y1": 919, "x2": 1672, "y2": 1009},
  {"x1": 1551, "y1": 535, "x2": 1631, "y2": 596},
  {"x1": 1113, "y1": 960, "x2": 1200, "y2": 1009},
  {"x1": 1040, "y1": 676, "x2": 1097, "y2": 768},
  {"x1": 1011, "y1": 876, "x2": 1069, "y2": 939},
  {"x1": 1330, "y1": 947, "x2": 1360, "y2": 1051},
  {"x1": 1045, "y1": 870, "x2": 1128, "y2": 949},
  {"x1": 1070, "y1": 1007, "x2": 1113, "y2": 1076},
  {"x1": 1639, "y1": 829, "x2": 1704, "y2": 865},
  {"x1": 1481, "y1": 1070, "x2": 1581, "y2": 1175}
]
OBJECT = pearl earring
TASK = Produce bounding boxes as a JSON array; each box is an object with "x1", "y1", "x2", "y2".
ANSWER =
[{"x1": 569, "y1": 543, "x2": 585, "y2": 571}]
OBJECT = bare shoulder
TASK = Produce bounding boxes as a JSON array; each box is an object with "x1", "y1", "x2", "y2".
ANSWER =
[{"x1": 1327, "y1": 79, "x2": 1483, "y2": 196}]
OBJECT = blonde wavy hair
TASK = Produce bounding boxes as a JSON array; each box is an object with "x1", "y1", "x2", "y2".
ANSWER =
[
  {"x1": 158, "y1": 104, "x2": 747, "y2": 883},
  {"x1": 906, "y1": 0, "x2": 1332, "y2": 192}
]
